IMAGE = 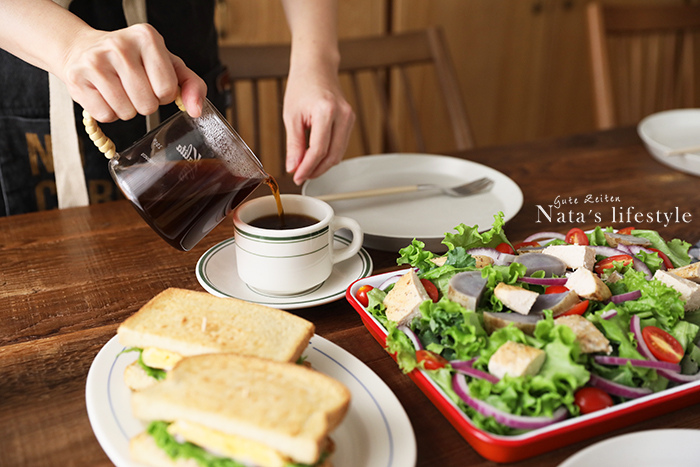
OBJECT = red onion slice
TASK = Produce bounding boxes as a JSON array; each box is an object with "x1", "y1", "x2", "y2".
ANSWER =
[
  {"x1": 610, "y1": 290, "x2": 642, "y2": 304},
  {"x1": 588, "y1": 373, "x2": 653, "y2": 399},
  {"x1": 594, "y1": 355, "x2": 681, "y2": 372},
  {"x1": 450, "y1": 360, "x2": 500, "y2": 384},
  {"x1": 452, "y1": 373, "x2": 569, "y2": 430},
  {"x1": 627, "y1": 245, "x2": 655, "y2": 256},
  {"x1": 592, "y1": 246, "x2": 628, "y2": 257},
  {"x1": 657, "y1": 368, "x2": 700, "y2": 383},
  {"x1": 630, "y1": 314, "x2": 655, "y2": 360},
  {"x1": 519, "y1": 276, "x2": 568, "y2": 286},
  {"x1": 398, "y1": 325, "x2": 424, "y2": 351},
  {"x1": 631, "y1": 258, "x2": 652, "y2": 279},
  {"x1": 616, "y1": 244, "x2": 633, "y2": 255},
  {"x1": 600, "y1": 309, "x2": 618, "y2": 319},
  {"x1": 523, "y1": 231, "x2": 566, "y2": 243}
]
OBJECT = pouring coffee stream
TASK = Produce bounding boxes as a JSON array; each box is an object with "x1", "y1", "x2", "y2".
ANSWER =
[{"x1": 82, "y1": 94, "x2": 286, "y2": 250}]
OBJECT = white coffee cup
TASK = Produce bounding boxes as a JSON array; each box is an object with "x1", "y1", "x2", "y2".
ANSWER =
[{"x1": 232, "y1": 194, "x2": 363, "y2": 296}]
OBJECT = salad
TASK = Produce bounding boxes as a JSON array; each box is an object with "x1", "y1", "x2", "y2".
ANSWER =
[{"x1": 355, "y1": 213, "x2": 700, "y2": 435}]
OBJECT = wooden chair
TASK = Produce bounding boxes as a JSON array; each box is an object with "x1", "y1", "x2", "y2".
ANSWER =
[
  {"x1": 586, "y1": 2, "x2": 700, "y2": 129},
  {"x1": 218, "y1": 27, "x2": 475, "y2": 175}
]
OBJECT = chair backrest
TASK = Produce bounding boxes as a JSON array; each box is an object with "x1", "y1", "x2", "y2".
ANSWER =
[
  {"x1": 586, "y1": 2, "x2": 700, "y2": 129},
  {"x1": 218, "y1": 26, "x2": 475, "y2": 176}
]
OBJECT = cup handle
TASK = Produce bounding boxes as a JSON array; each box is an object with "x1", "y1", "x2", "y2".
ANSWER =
[
  {"x1": 331, "y1": 216, "x2": 364, "y2": 264},
  {"x1": 81, "y1": 90, "x2": 186, "y2": 160}
]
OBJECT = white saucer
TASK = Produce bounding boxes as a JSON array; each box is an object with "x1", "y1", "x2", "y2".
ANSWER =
[{"x1": 196, "y1": 235, "x2": 373, "y2": 309}]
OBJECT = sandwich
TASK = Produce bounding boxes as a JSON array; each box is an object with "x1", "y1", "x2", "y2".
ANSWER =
[
  {"x1": 117, "y1": 287, "x2": 315, "y2": 390},
  {"x1": 129, "y1": 353, "x2": 351, "y2": 467}
]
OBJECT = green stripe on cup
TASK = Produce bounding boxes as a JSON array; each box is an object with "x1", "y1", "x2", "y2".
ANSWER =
[
  {"x1": 234, "y1": 225, "x2": 329, "y2": 243},
  {"x1": 235, "y1": 243, "x2": 329, "y2": 259}
]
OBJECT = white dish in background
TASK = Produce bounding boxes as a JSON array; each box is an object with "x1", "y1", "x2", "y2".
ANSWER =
[
  {"x1": 638, "y1": 109, "x2": 700, "y2": 176},
  {"x1": 302, "y1": 153, "x2": 523, "y2": 252},
  {"x1": 196, "y1": 235, "x2": 372, "y2": 309},
  {"x1": 86, "y1": 334, "x2": 417, "y2": 467},
  {"x1": 558, "y1": 429, "x2": 700, "y2": 467}
]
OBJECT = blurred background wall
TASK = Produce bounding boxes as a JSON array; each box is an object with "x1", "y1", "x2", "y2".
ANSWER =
[{"x1": 214, "y1": 0, "x2": 700, "y2": 174}]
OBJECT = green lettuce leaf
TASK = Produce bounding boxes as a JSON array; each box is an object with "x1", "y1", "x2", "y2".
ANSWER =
[
  {"x1": 615, "y1": 269, "x2": 686, "y2": 328},
  {"x1": 413, "y1": 299, "x2": 488, "y2": 361},
  {"x1": 631, "y1": 229, "x2": 691, "y2": 268},
  {"x1": 442, "y1": 212, "x2": 510, "y2": 251},
  {"x1": 396, "y1": 239, "x2": 436, "y2": 272}
]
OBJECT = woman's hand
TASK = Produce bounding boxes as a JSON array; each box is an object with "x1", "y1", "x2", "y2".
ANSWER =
[
  {"x1": 60, "y1": 23, "x2": 206, "y2": 122},
  {"x1": 280, "y1": 0, "x2": 354, "y2": 186},
  {"x1": 283, "y1": 63, "x2": 354, "y2": 185}
]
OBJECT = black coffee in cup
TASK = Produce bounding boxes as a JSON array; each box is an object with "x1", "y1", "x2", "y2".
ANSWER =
[{"x1": 249, "y1": 213, "x2": 319, "y2": 230}]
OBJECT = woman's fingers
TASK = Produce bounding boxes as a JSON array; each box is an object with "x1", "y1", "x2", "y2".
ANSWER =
[{"x1": 62, "y1": 24, "x2": 205, "y2": 122}]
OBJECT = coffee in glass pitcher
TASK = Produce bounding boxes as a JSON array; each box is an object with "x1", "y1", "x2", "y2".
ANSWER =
[{"x1": 107, "y1": 99, "x2": 270, "y2": 251}]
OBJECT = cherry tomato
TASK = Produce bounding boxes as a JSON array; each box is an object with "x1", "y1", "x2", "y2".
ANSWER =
[
  {"x1": 574, "y1": 387, "x2": 614, "y2": 414},
  {"x1": 560, "y1": 300, "x2": 589, "y2": 316},
  {"x1": 512, "y1": 241, "x2": 540, "y2": 251},
  {"x1": 618, "y1": 226, "x2": 636, "y2": 235},
  {"x1": 642, "y1": 325, "x2": 684, "y2": 364},
  {"x1": 495, "y1": 242, "x2": 515, "y2": 255},
  {"x1": 355, "y1": 285, "x2": 374, "y2": 307},
  {"x1": 565, "y1": 227, "x2": 589, "y2": 245},
  {"x1": 545, "y1": 285, "x2": 570, "y2": 295},
  {"x1": 648, "y1": 247, "x2": 673, "y2": 270},
  {"x1": 594, "y1": 254, "x2": 634, "y2": 275},
  {"x1": 416, "y1": 350, "x2": 448, "y2": 370},
  {"x1": 420, "y1": 279, "x2": 440, "y2": 303}
]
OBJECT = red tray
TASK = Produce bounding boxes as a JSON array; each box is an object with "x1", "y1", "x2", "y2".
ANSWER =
[{"x1": 346, "y1": 270, "x2": 700, "y2": 463}]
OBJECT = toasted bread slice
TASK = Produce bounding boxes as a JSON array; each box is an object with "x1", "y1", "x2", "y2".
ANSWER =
[
  {"x1": 117, "y1": 288, "x2": 314, "y2": 363},
  {"x1": 131, "y1": 353, "x2": 350, "y2": 465}
]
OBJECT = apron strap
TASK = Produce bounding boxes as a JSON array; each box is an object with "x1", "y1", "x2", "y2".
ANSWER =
[
  {"x1": 50, "y1": 0, "x2": 150, "y2": 209},
  {"x1": 49, "y1": 72, "x2": 89, "y2": 208},
  {"x1": 50, "y1": 0, "x2": 86, "y2": 209}
]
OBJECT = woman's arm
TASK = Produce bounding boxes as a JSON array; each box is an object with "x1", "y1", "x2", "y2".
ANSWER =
[
  {"x1": 280, "y1": 0, "x2": 355, "y2": 185},
  {"x1": 0, "y1": 0, "x2": 206, "y2": 120}
]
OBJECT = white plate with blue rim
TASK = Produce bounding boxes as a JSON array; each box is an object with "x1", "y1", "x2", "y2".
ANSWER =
[
  {"x1": 195, "y1": 235, "x2": 373, "y2": 310},
  {"x1": 86, "y1": 334, "x2": 417, "y2": 467}
]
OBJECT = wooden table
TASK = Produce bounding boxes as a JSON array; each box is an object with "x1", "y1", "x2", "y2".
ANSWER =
[{"x1": 1, "y1": 126, "x2": 699, "y2": 467}]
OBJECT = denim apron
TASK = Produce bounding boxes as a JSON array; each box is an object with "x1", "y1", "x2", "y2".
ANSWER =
[{"x1": 0, "y1": 0, "x2": 225, "y2": 216}]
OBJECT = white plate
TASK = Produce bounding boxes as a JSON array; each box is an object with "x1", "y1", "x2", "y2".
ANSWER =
[
  {"x1": 195, "y1": 235, "x2": 373, "y2": 309},
  {"x1": 638, "y1": 109, "x2": 700, "y2": 176},
  {"x1": 86, "y1": 334, "x2": 417, "y2": 467},
  {"x1": 301, "y1": 153, "x2": 523, "y2": 252},
  {"x1": 558, "y1": 429, "x2": 700, "y2": 467}
]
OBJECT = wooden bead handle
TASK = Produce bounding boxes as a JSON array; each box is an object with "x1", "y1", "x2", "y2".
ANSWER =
[{"x1": 82, "y1": 92, "x2": 187, "y2": 159}]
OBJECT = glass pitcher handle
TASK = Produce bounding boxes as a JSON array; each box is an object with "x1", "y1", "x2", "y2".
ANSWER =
[{"x1": 81, "y1": 90, "x2": 186, "y2": 160}]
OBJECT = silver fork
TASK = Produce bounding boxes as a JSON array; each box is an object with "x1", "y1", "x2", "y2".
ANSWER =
[{"x1": 315, "y1": 177, "x2": 494, "y2": 202}]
